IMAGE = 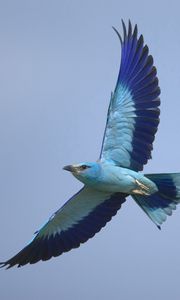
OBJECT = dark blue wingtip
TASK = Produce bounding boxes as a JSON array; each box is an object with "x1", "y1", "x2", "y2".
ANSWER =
[
  {"x1": 121, "y1": 19, "x2": 126, "y2": 39},
  {"x1": 128, "y1": 20, "x2": 132, "y2": 38},
  {"x1": 112, "y1": 20, "x2": 138, "y2": 45},
  {"x1": 0, "y1": 261, "x2": 17, "y2": 270},
  {"x1": 112, "y1": 26, "x2": 122, "y2": 44},
  {"x1": 157, "y1": 225, "x2": 161, "y2": 230},
  {"x1": 0, "y1": 262, "x2": 8, "y2": 269},
  {"x1": 133, "y1": 23, "x2": 138, "y2": 38}
]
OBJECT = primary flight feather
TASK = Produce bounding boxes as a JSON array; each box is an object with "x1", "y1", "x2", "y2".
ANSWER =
[{"x1": 1, "y1": 20, "x2": 180, "y2": 269}]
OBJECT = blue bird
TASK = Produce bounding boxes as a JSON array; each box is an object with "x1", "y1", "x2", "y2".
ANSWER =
[{"x1": 1, "y1": 20, "x2": 180, "y2": 269}]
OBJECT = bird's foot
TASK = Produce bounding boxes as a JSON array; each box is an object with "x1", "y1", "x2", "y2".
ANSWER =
[
  {"x1": 135, "y1": 179, "x2": 149, "y2": 191},
  {"x1": 132, "y1": 179, "x2": 151, "y2": 196},
  {"x1": 132, "y1": 189, "x2": 150, "y2": 196}
]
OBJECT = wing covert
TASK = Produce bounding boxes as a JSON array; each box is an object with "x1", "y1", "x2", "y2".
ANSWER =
[
  {"x1": 100, "y1": 20, "x2": 160, "y2": 171},
  {"x1": 0, "y1": 188, "x2": 126, "y2": 268}
]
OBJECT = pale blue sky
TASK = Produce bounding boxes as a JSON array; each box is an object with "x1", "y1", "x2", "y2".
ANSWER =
[{"x1": 1, "y1": 1, "x2": 180, "y2": 299}]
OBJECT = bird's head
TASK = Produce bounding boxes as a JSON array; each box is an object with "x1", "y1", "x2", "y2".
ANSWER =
[{"x1": 63, "y1": 162, "x2": 101, "y2": 186}]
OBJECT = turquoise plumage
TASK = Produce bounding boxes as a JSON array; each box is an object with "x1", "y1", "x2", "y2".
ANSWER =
[{"x1": 1, "y1": 20, "x2": 180, "y2": 269}]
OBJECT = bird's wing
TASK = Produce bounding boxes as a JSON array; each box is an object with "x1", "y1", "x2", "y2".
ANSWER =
[
  {"x1": 0, "y1": 187, "x2": 126, "y2": 268},
  {"x1": 100, "y1": 20, "x2": 160, "y2": 171}
]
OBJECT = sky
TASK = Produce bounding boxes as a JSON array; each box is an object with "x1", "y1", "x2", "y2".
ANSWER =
[{"x1": 1, "y1": 0, "x2": 180, "y2": 299}]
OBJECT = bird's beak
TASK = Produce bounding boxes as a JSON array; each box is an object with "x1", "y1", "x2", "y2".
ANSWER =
[{"x1": 63, "y1": 165, "x2": 77, "y2": 173}]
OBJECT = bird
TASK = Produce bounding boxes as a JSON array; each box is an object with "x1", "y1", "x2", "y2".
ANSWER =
[{"x1": 1, "y1": 20, "x2": 180, "y2": 269}]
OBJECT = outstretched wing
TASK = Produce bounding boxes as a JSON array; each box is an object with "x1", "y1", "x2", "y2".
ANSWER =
[
  {"x1": 100, "y1": 20, "x2": 160, "y2": 171},
  {"x1": 0, "y1": 188, "x2": 126, "y2": 269}
]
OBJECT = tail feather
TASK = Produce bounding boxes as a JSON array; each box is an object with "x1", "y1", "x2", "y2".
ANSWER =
[{"x1": 132, "y1": 173, "x2": 180, "y2": 229}]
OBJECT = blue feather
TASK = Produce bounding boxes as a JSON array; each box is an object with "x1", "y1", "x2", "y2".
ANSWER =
[
  {"x1": 100, "y1": 21, "x2": 160, "y2": 171},
  {"x1": 0, "y1": 189, "x2": 126, "y2": 268},
  {"x1": 132, "y1": 173, "x2": 180, "y2": 228}
]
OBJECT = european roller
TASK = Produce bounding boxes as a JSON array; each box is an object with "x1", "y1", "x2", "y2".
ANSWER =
[{"x1": 1, "y1": 20, "x2": 180, "y2": 269}]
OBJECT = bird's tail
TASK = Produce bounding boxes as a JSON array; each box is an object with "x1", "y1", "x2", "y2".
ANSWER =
[{"x1": 132, "y1": 173, "x2": 180, "y2": 229}]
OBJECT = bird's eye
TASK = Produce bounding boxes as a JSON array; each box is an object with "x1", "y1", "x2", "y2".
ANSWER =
[{"x1": 79, "y1": 165, "x2": 89, "y2": 171}]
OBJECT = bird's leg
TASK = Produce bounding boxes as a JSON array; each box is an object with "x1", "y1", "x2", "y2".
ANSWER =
[
  {"x1": 132, "y1": 179, "x2": 151, "y2": 196},
  {"x1": 135, "y1": 179, "x2": 149, "y2": 191},
  {"x1": 132, "y1": 189, "x2": 150, "y2": 196}
]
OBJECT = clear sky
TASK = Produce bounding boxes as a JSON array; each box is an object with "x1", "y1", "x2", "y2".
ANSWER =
[{"x1": 1, "y1": 0, "x2": 180, "y2": 299}]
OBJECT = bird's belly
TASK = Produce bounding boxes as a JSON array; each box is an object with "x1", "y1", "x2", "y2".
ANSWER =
[
  {"x1": 89, "y1": 168, "x2": 158, "y2": 195},
  {"x1": 93, "y1": 174, "x2": 137, "y2": 193}
]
